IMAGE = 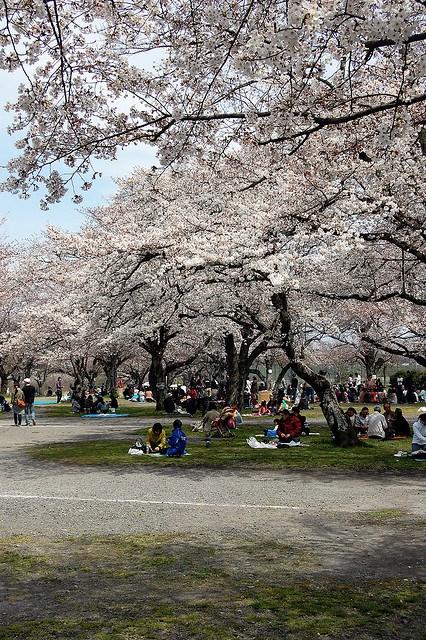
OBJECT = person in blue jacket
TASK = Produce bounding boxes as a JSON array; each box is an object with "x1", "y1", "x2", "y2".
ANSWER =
[{"x1": 166, "y1": 419, "x2": 187, "y2": 457}]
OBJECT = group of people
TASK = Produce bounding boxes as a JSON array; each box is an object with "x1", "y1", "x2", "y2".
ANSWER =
[
  {"x1": 344, "y1": 404, "x2": 411, "y2": 440},
  {"x1": 9, "y1": 378, "x2": 36, "y2": 426},
  {"x1": 70, "y1": 389, "x2": 119, "y2": 414},
  {"x1": 334, "y1": 375, "x2": 426, "y2": 406},
  {"x1": 344, "y1": 403, "x2": 426, "y2": 452},
  {"x1": 199, "y1": 403, "x2": 242, "y2": 437},
  {"x1": 134, "y1": 419, "x2": 187, "y2": 457},
  {"x1": 125, "y1": 386, "x2": 155, "y2": 403}
]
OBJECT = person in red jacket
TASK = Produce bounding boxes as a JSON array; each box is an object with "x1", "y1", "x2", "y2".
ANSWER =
[{"x1": 276, "y1": 409, "x2": 302, "y2": 444}]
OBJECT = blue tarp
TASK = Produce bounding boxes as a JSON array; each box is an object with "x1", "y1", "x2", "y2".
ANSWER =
[{"x1": 81, "y1": 413, "x2": 129, "y2": 418}]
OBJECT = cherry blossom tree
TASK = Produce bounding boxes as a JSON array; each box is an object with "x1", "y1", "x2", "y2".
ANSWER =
[{"x1": 1, "y1": 1, "x2": 425, "y2": 206}]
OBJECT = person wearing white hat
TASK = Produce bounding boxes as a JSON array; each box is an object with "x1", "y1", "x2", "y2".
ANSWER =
[
  {"x1": 412, "y1": 408, "x2": 426, "y2": 454},
  {"x1": 22, "y1": 378, "x2": 36, "y2": 426}
]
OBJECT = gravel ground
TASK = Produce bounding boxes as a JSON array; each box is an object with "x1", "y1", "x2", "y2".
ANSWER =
[{"x1": 0, "y1": 414, "x2": 425, "y2": 579}]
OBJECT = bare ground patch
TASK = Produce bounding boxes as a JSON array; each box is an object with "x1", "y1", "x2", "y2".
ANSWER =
[{"x1": 0, "y1": 532, "x2": 424, "y2": 640}]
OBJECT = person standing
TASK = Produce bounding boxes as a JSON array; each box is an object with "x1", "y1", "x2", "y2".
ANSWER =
[
  {"x1": 22, "y1": 378, "x2": 36, "y2": 426},
  {"x1": 250, "y1": 377, "x2": 258, "y2": 407},
  {"x1": 55, "y1": 376, "x2": 64, "y2": 403},
  {"x1": 11, "y1": 381, "x2": 25, "y2": 426}
]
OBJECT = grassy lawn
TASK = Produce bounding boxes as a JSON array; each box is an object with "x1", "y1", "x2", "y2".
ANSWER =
[
  {"x1": 32, "y1": 400, "x2": 160, "y2": 419},
  {"x1": 29, "y1": 421, "x2": 425, "y2": 473},
  {"x1": 24, "y1": 400, "x2": 423, "y2": 421},
  {"x1": 0, "y1": 534, "x2": 424, "y2": 640}
]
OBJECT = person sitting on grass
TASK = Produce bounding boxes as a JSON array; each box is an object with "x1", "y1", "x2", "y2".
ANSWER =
[
  {"x1": 110, "y1": 393, "x2": 119, "y2": 414},
  {"x1": 292, "y1": 405, "x2": 310, "y2": 436},
  {"x1": 146, "y1": 422, "x2": 168, "y2": 454},
  {"x1": 264, "y1": 417, "x2": 280, "y2": 439},
  {"x1": 202, "y1": 402, "x2": 220, "y2": 435},
  {"x1": 94, "y1": 395, "x2": 109, "y2": 413},
  {"x1": 166, "y1": 419, "x2": 187, "y2": 457},
  {"x1": 367, "y1": 406, "x2": 387, "y2": 440},
  {"x1": 354, "y1": 406, "x2": 369, "y2": 435},
  {"x1": 276, "y1": 409, "x2": 302, "y2": 445},
  {"x1": 85, "y1": 394, "x2": 95, "y2": 414},
  {"x1": 257, "y1": 400, "x2": 270, "y2": 416},
  {"x1": 344, "y1": 407, "x2": 357, "y2": 428},
  {"x1": 71, "y1": 396, "x2": 81, "y2": 413},
  {"x1": 393, "y1": 407, "x2": 411, "y2": 438},
  {"x1": 145, "y1": 388, "x2": 155, "y2": 402},
  {"x1": 412, "y1": 408, "x2": 426, "y2": 454},
  {"x1": 220, "y1": 405, "x2": 238, "y2": 430}
]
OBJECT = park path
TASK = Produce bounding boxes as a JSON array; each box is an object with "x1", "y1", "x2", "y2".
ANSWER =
[
  {"x1": 0, "y1": 416, "x2": 424, "y2": 532},
  {"x1": 0, "y1": 415, "x2": 425, "y2": 579}
]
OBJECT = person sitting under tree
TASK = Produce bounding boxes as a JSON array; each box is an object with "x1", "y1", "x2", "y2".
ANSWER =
[
  {"x1": 276, "y1": 409, "x2": 302, "y2": 445},
  {"x1": 367, "y1": 406, "x2": 388, "y2": 440},
  {"x1": 412, "y1": 408, "x2": 426, "y2": 455},
  {"x1": 393, "y1": 408, "x2": 411, "y2": 438}
]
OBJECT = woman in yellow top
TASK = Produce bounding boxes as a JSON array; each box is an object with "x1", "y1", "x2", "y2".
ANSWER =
[
  {"x1": 146, "y1": 423, "x2": 167, "y2": 453},
  {"x1": 11, "y1": 381, "x2": 25, "y2": 426}
]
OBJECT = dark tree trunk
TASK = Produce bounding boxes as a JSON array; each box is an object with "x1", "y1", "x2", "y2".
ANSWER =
[
  {"x1": 359, "y1": 344, "x2": 386, "y2": 379},
  {"x1": 149, "y1": 353, "x2": 167, "y2": 411},
  {"x1": 225, "y1": 333, "x2": 270, "y2": 408},
  {"x1": 0, "y1": 366, "x2": 8, "y2": 395},
  {"x1": 127, "y1": 366, "x2": 149, "y2": 391},
  {"x1": 23, "y1": 359, "x2": 34, "y2": 379},
  {"x1": 225, "y1": 333, "x2": 242, "y2": 406},
  {"x1": 101, "y1": 354, "x2": 124, "y2": 394},
  {"x1": 273, "y1": 363, "x2": 291, "y2": 393},
  {"x1": 271, "y1": 292, "x2": 359, "y2": 447},
  {"x1": 290, "y1": 358, "x2": 359, "y2": 447},
  {"x1": 71, "y1": 357, "x2": 88, "y2": 390},
  {"x1": 0, "y1": 379, "x2": 7, "y2": 395}
]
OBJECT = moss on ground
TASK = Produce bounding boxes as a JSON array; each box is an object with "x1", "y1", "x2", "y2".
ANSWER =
[{"x1": 0, "y1": 534, "x2": 424, "y2": 640}]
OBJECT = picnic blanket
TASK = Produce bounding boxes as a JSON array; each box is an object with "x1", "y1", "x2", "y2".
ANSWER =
[
  {"x1": 246, "y1": 437, "x2": 278, "y2": 449},
  {"x1": 256, "y1": 432, "x2": 320, "y2": 437},
  {"x1": 394, "y1": 450, "x2": 426, "y2": 461},
  {"x1": 81, "y1": 413, "x2": 129, "y2": 418},
  {"x1": 128, "y1": 448, "x2": 190, "y2": 457},
  {"x1": 247, "y1": 437, "x2": 309, "y2": 449}
]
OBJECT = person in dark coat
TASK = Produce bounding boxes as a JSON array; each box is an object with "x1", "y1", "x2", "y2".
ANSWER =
[
  {"x1": 22, "y1": 378, "x2": 36, "y2": 426},
  {"x1": 393, "y1": 408, "x2": 411, "y2": 438}
]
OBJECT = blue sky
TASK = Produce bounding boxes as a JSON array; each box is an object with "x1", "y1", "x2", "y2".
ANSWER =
[{"x1": 0, "y1": 71, "x2": 157, "y2": 241}]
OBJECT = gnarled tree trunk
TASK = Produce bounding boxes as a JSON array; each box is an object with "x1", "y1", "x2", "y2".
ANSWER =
[
  {"x1": 271, "y1": 292, "x2": 358, "y2": 447},
  {"x1": 225, "y1": 332, "x2": 271, "y2": 408},
  {"x1": 290, "y1": 358, "x2": 359, "y2": 447},
  {"x1": 148, "y1": 352, "x2": 167, "y2": 411}
]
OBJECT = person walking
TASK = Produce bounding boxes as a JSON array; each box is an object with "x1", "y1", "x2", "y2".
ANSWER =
[
  {"x1": 22, "y1": 378, "x2": 36, "y2": 426},
  {"x1": 55, "y1": 376, "x2": 64, "y2": 403},
  {"x1": 11, "y1": 381, "x2": 25, "y2": 426}
]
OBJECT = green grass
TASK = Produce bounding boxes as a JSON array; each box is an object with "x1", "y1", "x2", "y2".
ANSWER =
[
  {"x1": 31, "y1": 400, "x2": 161, "y2": 418},
  {"x1": 29, "y1": 422, "x2": 424, "y2": 473},
  {"x1": 353, "y1": 508, "x2": 407, "y2": 524},
  {"x1": 7, "y1": 399, "x2": 421, "y2": 421},
  {"x1": 0, "y1": 534, "x2": 424, "y2": 640}
]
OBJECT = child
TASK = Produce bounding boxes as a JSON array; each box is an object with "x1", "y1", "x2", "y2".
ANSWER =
[
  {"x1": 146, "y1": 422, "x2": 168, "y2": 453},
  {"x1": 166, "y1": 419, "x2": 187, "y2": 457}
]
